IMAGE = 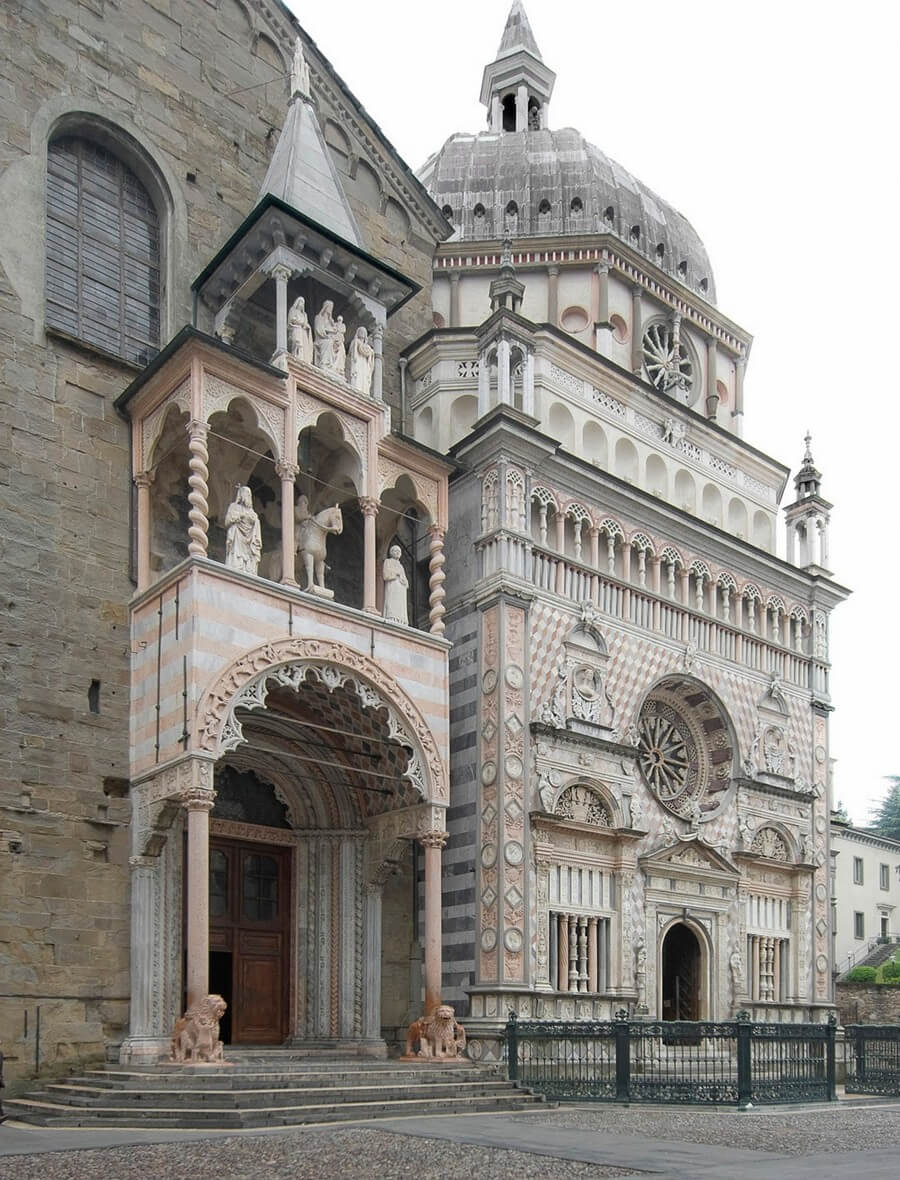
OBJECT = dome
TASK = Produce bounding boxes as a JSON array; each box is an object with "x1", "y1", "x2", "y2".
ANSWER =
[{"x1": 418, "y1": 126, "x2": 716, "y2": 302}]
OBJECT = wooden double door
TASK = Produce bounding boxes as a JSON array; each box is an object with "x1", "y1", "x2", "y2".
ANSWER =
[{"x1": 208, "y1": 837, "x2": 291, "y2": 1044}]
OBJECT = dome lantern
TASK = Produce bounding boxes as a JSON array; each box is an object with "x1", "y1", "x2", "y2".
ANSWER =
[{"x1": 480, "y1": 1, "x2": 556, "y2": 132}]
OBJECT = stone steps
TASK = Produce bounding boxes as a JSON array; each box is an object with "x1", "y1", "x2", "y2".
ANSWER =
[
  {"x1": 26, "y1": 1078, "x2": 515, "y2": 1109},
  {"x1": 7, "y1": 1059, "x2": 546, "y2": 1128}
]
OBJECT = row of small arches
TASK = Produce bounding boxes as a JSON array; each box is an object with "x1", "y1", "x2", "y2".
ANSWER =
[{"x1": 526, "y1": 488, "x2": 809, "y2": 636}]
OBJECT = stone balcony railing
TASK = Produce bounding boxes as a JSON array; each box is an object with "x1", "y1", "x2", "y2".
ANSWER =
[{"x1": 477, "y1": 529, "x2": 826, "y2": 696}]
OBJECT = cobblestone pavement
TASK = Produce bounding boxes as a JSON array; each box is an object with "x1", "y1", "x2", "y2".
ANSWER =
[
  {"x1": 3, "y1": 1100, "x2": 900, "y2": 1179},
  {"x1": 0, "y1": 1125, "x2": 635, "y2": 1179},
  {"x1": 518, "y1": 1099, "x2": 900, "y2": 1155}
]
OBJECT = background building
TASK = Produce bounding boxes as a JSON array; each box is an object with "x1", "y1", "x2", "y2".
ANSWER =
[
  {"x1": 831, "y1": 818, "x2": 900, "y2": 976},
  {"x1": 0, "y1": 0, "x2": 849, "y2": 1080}
]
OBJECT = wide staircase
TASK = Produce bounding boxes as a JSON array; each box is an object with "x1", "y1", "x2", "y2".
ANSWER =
[
  {"x1": 6, "y1": 1051, "x2": 546, "y2": 1128},
  {"x1": 841, "y1": 937, "x2": 900, "y2": 977}
]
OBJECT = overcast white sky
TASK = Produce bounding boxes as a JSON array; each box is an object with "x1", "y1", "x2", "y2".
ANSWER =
[{"x1": 291, "y1": 0, "x2": 900, "y2": 825}]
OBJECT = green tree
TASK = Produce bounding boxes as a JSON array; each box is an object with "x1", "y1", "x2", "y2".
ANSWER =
[{"x1": 869, "y1": 777, "x2": 900, "y2": 841}]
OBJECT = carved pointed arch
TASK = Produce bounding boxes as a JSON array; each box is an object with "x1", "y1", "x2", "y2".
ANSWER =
[{"x1": 194, "y1": 638, "x2": 448, "y2": 804}]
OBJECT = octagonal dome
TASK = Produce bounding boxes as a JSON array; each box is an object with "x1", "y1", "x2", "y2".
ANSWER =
[{"x1": 418, "y1": 126, "x2": 716, "y2": 304}]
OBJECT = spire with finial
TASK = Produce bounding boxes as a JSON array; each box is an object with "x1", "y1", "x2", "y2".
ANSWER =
[
  {"x1": 496, "y1": 0, "x2": 543, "y2": 60},
  {"x1": 489, "y1": 238, "x2": 524, "y2": 313},
  {"x1": 256, "y1": 37, "x2": 362, "y2": 246},
  {"x1": 480, "y1": 2, "x2": 555, "y2": 132},
  {"x1": 794, "y1": 430, "x2": 822, "y2": 499}
]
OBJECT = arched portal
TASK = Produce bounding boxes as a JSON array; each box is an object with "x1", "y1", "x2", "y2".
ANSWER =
[
  {"x1": 661, "y1": 922, "x2": 703, "y2": 1021},
  {"x1": 186, "y1": 639, "x2": 447, "y2": 1050}
]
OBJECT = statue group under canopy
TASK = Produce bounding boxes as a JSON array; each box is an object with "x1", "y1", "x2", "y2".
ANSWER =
[{"x1": 288, "y1": 295, "x2": 376, "y2": 395}]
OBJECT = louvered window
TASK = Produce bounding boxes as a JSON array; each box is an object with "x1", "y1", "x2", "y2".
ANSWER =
[{"x1": 46, "y1": 137, "x2": 160, "y2": 366}]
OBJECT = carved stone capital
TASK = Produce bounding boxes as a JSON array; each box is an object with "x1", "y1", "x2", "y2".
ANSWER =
[
  {"x1": 427, "y1": 524, "x2": 445, "y2": 543},
  {"x1": 183, "y1": 787, "x2": 216, "y2": 813},
  {"x1": 359, "y1": 496, "x2": 380, "y2": 518},
  {"x1": 187, "y1": 418, "x2": 208, "y2": 439},
  {"x1": 547, "y1": 264, "x2": 559, "y2": 277},
  {"x1": 275, "y1": 460, "x2": 300, "y2": 482},
  {"x1": 419, "y1": 830, "x2": 449, "y2": 850},
  {"x1": 129, "y1": 855, "x2": 157, "y2": 870},
  {"x1": 449, "y1": 272, "x2": 461, "y2": 285},
  {"x1": 269, "y1": 263, "x2": 293, "y2": 283}
]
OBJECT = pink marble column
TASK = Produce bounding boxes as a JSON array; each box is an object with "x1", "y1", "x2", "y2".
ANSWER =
[
  {"x1": 360, "y1": 497, "x2": 379, "y2": 613},
  {"x1": 420, "y1": 830, "x2": 448, "y2": 1017},
  {"x1": 134, "y1": 471, "x2": 155, "y2": 592},
  {"x1": 276, "y1": 460, "x2": 299, "y2": 585},
  {"x1": 186, "y1": 419, "x2": 210, "y2": 558},
  {"x1": 185, "y1": 786, "x2": 215, "y2": 1008}
]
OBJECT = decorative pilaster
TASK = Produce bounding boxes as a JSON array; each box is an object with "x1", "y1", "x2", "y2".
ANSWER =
[
  {"x1": 134, "y1": 471, "x2": 155, "y2": 591},
  {"x1": 449, "y1": 272, "x2": 461, "y2": 328},
  {"x1": 733, "y1": 355, "x2": 745, "y2": 434},
  {"x1": 522, "y1": 350, "x2": 535, "y2": 415},
  {"x1": 428, "y1": 526, "x2": 446, "y2": 636},
  {"x1": 276, "y1": 460, "x2": 299, "y2": 585},
  {"x1": 631, "y1": 286, "x2": 643, "y2": 375},
  {"x1": 360, "y1": 496, "x2": 379, "y2": 614},
  {"x1": 594, "y1": 263, "x2": 610, "y2": 356},
  {"x1": 547, "y1": 265, "x2": 559, "y2": 325},
  {"x1": 187, "y1": 419, "x2": 209, "y2": 558},
  {"x1": 706, "y1": 336, "x2": 719, "y2": 419},
  {"x1": 477, "y1": 350, "x2": 490, "y2": 417},
  {"x1": 420, "y1": 830, "x2": 448, "y2": 1017}
]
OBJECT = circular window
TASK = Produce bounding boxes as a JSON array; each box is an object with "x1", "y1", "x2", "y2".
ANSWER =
[
  {"x1": 642, "y1": 320, "x2": 696, "y2": 404},
  {"x1": 538, "y1": 198, "x2": 551, "y2": 215},
  {"x1": 570, "y1": 196, "x2": 583, "y2": 214},
  {"x1": 610, "y1": 313, "x2": 628, "y2": 343},
  {"x1": 441, "y1": 204, "x2": 453, "y2": 221},
  {"x1": 637, "y1": 677, "x2": 734, "y2": 821},
  {"x1": 560, "y1": 306, "x2": 589, "y2": 334}
]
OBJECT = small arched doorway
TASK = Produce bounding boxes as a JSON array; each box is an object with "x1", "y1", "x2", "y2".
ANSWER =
[{"x1": 661, "y1": 922, "x2": 702, "y2": 1021}]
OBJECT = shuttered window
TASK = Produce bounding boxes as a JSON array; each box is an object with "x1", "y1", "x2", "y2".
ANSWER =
[{"x1": 46, "y1": 137, "x2": 160, "y2": 366}]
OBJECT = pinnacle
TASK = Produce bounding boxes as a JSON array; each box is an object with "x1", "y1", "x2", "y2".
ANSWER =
[{"x1": 497, "y1": 0, "x2": 543, "y2": 61}]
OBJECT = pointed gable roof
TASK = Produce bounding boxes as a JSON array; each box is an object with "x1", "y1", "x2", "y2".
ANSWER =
[
  {"x1": 497, "y1": 0, "x2": 543, "y2": 60},
  {"x1": 259, "y1": 88, "x2": 363, "y2": 248}
]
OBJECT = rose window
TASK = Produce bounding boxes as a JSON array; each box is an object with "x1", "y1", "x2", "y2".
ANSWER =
[
  {"x1": 642, "y1": 321, "x2": 693, "y2": 399},
  {"x1": 638, "y1": 712, "x2": 691, "y2": 801},
  {"x1": 636, "y1": 678, "x2": 734, "y2": 821}
]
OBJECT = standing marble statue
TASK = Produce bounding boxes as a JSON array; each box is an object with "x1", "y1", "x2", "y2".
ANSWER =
[
  {"x1": 314, "y1": 300, "x2": 342, "y2": 376},
  {"x1": 224, "y1": 486, "x2": 262, "y2": 575},
  {"x1": 382, "y1": 544, "x2": 409, "y2": 624},
  {"x1": 347, "y1": 326, "x2": 375, "y2": 395},
  {"x1": 288, "y1": 296, "x2": 313, "y2": 364}
]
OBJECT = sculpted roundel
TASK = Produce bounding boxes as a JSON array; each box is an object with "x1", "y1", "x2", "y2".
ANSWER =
[{"x1": 636, "y1": 677, "x2": 734, "y2": 821}]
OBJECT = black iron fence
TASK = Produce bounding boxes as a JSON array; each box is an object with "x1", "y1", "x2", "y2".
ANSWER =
[
  {"x1": 845, "y1": 1024, "x2": 900, "y2": 1095},
  {"x1": 505, "y1": 1010, "x2": 837, "y2": 1105}
]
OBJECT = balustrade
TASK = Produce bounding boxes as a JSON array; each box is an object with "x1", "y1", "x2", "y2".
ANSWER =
[
  {"x1": 525, "y1": 543, "x2": 817, "y2": 690},
  {"x1": 549, "y1": 911, "x2": 610, "y2": 993}
]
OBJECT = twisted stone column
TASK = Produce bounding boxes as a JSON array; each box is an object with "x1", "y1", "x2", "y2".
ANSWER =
[
  {"x1": 428, "y1": 526, "x2": 446, "y2": 636},
  {"x1": 187, "y1": 419, "x2": 209, "y2": 558}
]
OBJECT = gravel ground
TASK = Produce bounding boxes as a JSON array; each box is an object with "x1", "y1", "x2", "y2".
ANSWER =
[
  {"x1": 0, "y1": 1127, "x2": 637, "y2": 1180},
  {"x1": 521, "y1": 1101, "x2": 900, "y2": 1155}
]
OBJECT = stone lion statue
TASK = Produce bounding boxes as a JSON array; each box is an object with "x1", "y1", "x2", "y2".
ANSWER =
[
  {"x1": 405, "y1": 1004, "x2": 467, "y2": 1059},
  {"x1": 170, "y1": 994, "x2": 227, "y2": 1064}
]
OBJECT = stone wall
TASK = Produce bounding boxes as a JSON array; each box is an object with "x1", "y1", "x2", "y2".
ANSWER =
[
  {"x1": 0, "y1": 0, "x2": 438, "y2": 1082},
  {"x1": 836, "y1": 983, "x2": 900, "y2": 1026}
]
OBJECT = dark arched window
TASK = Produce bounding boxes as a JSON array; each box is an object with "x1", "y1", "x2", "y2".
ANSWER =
[{"x1": 46, "y1": 136, "x2": 160, "y2": 365}]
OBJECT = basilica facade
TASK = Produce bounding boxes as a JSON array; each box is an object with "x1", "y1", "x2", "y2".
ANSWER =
[{"x1": 0, "y1": 0, "x2": 847, "y2": 1080}]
